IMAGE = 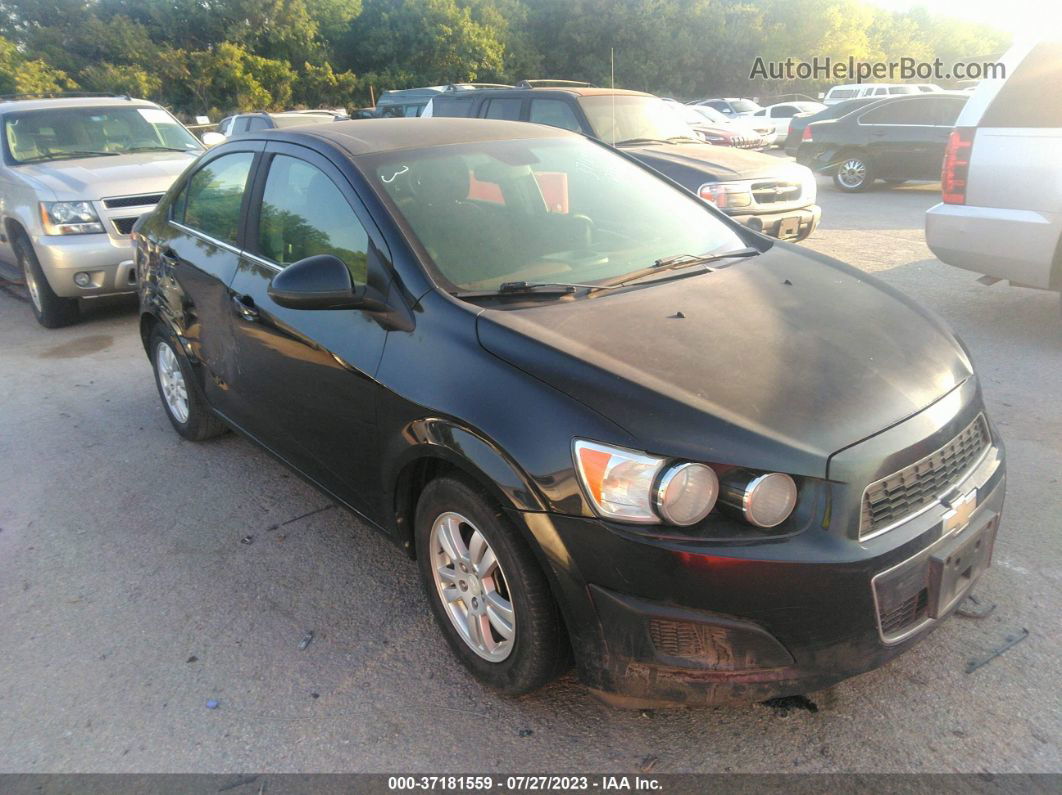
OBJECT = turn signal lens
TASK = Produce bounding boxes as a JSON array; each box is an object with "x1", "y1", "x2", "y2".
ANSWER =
[
  {"x1": 573, "y1": 440, "x2": 664, "y2": 523},
  {"x1": 654, "y1": 463, "x2": 719, "y2": 526},
  {"x1": 698, "y1": 181, "x2": 753, "y2": 209},
  {"x1": 719, "y1": 471, "x2": 798, "y2": 528}
]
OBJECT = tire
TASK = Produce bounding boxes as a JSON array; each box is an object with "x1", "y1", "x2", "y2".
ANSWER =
[
  {"x1": 14, "y1": 234, "x2": 79, "y2": 328},
  {"x1": 149, "y1": 323, "x2": 227, "y2": 441},
  {"x1": 833, "y1": 152, "x2": 874, "y2": 192},
  {"x1": 415, "y1": 475, "x2": 568, "y2": 695}
]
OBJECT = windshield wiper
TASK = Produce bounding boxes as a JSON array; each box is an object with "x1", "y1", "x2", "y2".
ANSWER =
[
  {"x1": 126, "y1": 145, "x2": 192, "y2": 152},
  {"x1": 20, "y1": 150, "x2": 120, "y2": 163},
  {"x1": 454, "y1": 280, "x2": 607, "y2": 299},
  {"x1": 597, "y1": 247, "x2": 761, "y2": 291}
]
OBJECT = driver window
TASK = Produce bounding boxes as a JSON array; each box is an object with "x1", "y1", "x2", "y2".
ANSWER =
[{"x1": 257, "y1": 155, "x2": 369, "y2": 284}]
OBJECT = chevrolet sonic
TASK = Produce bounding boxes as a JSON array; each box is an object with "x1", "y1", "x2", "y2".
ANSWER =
[{"x1": 134, "y1": 118, "x2": 1006, "y2": 706}]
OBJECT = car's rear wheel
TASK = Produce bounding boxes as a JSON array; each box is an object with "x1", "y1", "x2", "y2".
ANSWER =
[
  {"x1": 149, "y1": 324, "x2": 227, "y2": 441},
  {"x1": 833, "y1": 154, "x2": 874, "y2": 192},
  {"x1": 415, "y1": 476, "x2": 568, "y2": 694},
  {"x1": 14, "y1": 235, "x2": 79, "y2": 328}
]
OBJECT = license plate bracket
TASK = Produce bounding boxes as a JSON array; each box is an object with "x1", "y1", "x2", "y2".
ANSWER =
[
  {"x1": 777, "y1": 216, "x2": 800, "y2": 238},
  {"x1": 927, "y1": 518, "x2": 998, "y2": 619}
]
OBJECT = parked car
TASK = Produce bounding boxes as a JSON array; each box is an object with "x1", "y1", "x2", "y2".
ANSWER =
[
  {"x1": 212, "y1": 111, "x2": 343, "y2": 142},
  {"x1": 430, "y1": 85, "x2": 820, "y2": 241},
  {"x1": 822, "y1": 83, "x2": 922, "y2": 105},
  {"x1": 0, "y1": 95, "x2": 203, "y2": 327},
  {"x1": 135, "y1": 117, "x2": 1005, "y2": 705},
  {"x1": 926, "y1": 40, "x2": 1062, "y2": 306},
  {"x1": 797, "y1": 92, "x2": 968, "y2": 192},
  {"x1": 783, "y1": 97, "x2": 882, "y2": 156},
  {"x1": 661, "y1": 99, "x2": 770, "y2": 149},
  {"x1": 749, "y1": 101, "x2": 826, "y2": 146},
  {"x1": 688, "y1": 97, "x2": 764, "y2": 117}
]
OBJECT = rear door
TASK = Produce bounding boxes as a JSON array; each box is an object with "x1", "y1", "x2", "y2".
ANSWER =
[
  {"x1": 479, "y1": 97, "x2": 525, "y2": 121},
  {"x1": 859, "y1": 98, "x2": 941, "y2": 178},
  {"x1": 161, "y1": 144, "x2": 262, "y2": 412},
  {"x1": 225, "y1": 142, "x2": 391, "y2": 513}
]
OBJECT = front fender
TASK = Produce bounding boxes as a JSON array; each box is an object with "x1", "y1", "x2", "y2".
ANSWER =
[{"x1": 384, "y1": 417, "x2": 547, "y2": 517}]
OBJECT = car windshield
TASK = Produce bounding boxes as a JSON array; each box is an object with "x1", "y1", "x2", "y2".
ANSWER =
[
  {"x1": 690, "y1": 105, "x2": 729, "y2": 125},
  {"x1": 729, "y1": 99, "x2": 762, "y2": 113},
  {"x1": 4, "y1": 105, "x2": 201, "y2": 163},
  {"x1": 577, "y1": 95, "x2": 697, "y2": 143},
  {"x1": 368, "y1": 136, "x2": 745, "y2": 293}
]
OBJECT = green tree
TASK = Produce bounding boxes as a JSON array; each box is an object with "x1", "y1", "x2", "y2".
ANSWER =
[{"x1": 0, "y1": 34, "x2": 75, "y2": 94}]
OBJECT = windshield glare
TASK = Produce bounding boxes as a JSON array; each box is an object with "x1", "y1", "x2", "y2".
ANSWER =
[
  {"x1": 5, "y1": 106, "x2": 201, "y2": 162},
  {"x1": 730, "y1": 99, "x2": 762, "y2": 113},
  {"x1": 691, "y1": 105, "x2": 729, "y2": 125},
  {"x1": 370, "y1": 137, "x2": 745, "y2": 293},
  {"x1": 578, "y1": 96, "x2": 697, "y2": 143}
]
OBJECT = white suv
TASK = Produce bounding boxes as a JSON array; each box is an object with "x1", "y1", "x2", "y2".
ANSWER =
[
  {"x1": 925, "y1": 41, "x2": 1062, "y2": 308},
  {"x1": 0, "y1": 96, "x2": 202, "y2": 326}
]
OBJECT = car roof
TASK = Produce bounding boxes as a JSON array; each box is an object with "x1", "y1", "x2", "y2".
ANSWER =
[
  {"x1": 0, "y1": 96, "x2": 158, "y2": 113},
  {"x1": 252, "y1": 117, "x2": 575, "y2": 157},
  {"x1": 444, "y1": 86, "x2": 648, "y2": 100}
]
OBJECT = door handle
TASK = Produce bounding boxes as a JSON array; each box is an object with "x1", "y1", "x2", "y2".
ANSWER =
[
  {"x1": 870, "y1": 131, "x2": 886, "y2": 137},
  {"x1": 232, "y1": 294, "x2": 259, "y2": 322}
]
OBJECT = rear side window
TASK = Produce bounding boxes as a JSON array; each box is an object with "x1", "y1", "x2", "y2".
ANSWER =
[
  {"x1": 257, "y1": 155, "x2": 369, "y2": 283},
  {"x1": 529, "y1": 99, "x2": 583, "y2": 132},
  {"x1": 981, "y1": 43, "x2": 1062, "y2": 128},
  {"x1": 246, "y1": 116, "x2": 271, "y2": 131},
  {"x1": 771, "y1": 105, "x2": 798, "y2": 118},
  {"x1": 483, "y1": 99, "x2": 522, "y2": 121},
  {"x1": 178, "y1": 152, "x2": 254, "y2": 245},
  {"x1": 860, "y1": 98, "x2": 936, "y2": 125}
]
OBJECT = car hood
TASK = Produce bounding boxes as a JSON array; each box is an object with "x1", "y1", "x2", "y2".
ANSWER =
[
  {"x1": 621, "y1": 143, "x2": 803, "y2": 183},
  {"x1": 476, "y1": 246, "x2": 972, "y2": 477},
  {"x1": 14, "y1": 151, "x2": 199, "y2": 201}
]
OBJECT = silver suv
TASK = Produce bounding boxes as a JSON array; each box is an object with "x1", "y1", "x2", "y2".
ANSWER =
[
  {"x1": 925, "y1": 40, "x2": 1062, "y2": 309},
  {"x1": 0, "y1": 95, "x2": 202, "y2": 326}
]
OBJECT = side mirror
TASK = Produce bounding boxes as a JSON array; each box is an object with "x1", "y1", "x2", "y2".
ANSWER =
[
  {"x1": 201, "y1": 131, "x2": 226, "y2": 147},
  {"x1": 267, "y1": 254, "x2": 387, "y2": 311}
]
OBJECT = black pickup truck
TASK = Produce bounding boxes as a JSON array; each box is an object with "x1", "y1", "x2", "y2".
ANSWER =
[{"x1": 427, "y1": 83, "x2": 821, "y2": 241}]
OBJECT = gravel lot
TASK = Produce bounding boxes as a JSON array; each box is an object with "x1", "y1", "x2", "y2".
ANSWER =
[{"x1": 1, "y1": 175, "x2": 1060, "y2": 774}]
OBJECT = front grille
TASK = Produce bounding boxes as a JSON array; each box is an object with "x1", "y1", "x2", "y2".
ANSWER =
[
  {"x1": 879, "y1": 588, "x2": 929, "y2": 637},
  {"x1": 103, "y1": 193, "x2": 163, "y2": 209},
  {"x1": 860, "y1": 414, "x2": 991, "y2": 538},
  {"x1": 751, "y1": 180, "x2": 802, "y2": 205},
  {"x1": 112, "y1": 217, "x2": 138, "y2": 235}
]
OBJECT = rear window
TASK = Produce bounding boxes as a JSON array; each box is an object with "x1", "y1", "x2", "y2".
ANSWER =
[{"x1": 981, "y1": 42, "x2": 1062, "y2": 128}]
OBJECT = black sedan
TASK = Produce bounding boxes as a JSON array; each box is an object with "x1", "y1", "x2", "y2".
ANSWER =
[
  {"x1": 135, "y1": 118, "x2": 1005, "y2": 706},
  {"x1": 797, "y1": 93, "x2": 967, "y2": 191},
  {"x1": 782, "y1": 96, "x2": 882, "y2": 156}
]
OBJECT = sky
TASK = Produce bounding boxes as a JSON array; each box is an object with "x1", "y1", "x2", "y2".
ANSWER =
[{"x1": 868, "y1": 0, "x2": 1060, "y2": 38}]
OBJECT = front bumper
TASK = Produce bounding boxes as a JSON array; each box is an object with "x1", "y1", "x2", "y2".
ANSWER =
[
  {"x1": 514, "y1": 427, "x2": 1005, "y2": 706},
  {"x1": 730, "y1": 204, "x2": 821, "y2": 241},
  {"x1": 32, "y1": 232, "x2": 137, "y2": 298}
]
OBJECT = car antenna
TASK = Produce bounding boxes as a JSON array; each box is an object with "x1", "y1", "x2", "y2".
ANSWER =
[{"x1": 610, "y1": 47, "x2": 616, "y2": 147}]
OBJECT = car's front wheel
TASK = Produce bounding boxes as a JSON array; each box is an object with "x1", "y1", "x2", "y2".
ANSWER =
[
  {"x1": 833, "y1": 154, "x2": 874, "y2": 192},
  {"x1": 14, "y1": 235, "x2": 79, "y2": 328},
  {"x1": 415, "y1": 476, "x2": 568, "y2": 694},
  {"x1": 149, "y1": 324, "x2": 227, "y2": 441}
]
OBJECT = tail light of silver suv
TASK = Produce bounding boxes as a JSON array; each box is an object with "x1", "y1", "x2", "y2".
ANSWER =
[{"x1": 942, "y1": 127, "x2": 975, "y2": 205}]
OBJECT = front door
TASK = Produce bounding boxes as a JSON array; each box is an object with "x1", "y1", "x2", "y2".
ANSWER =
[{"x1": 225, "y1": 143, "x2": 391, "y2": 515}]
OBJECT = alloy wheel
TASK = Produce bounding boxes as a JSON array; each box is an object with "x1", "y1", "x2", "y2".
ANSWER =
[
  {"x1": 429, "y1": 511, "x2": 515, "y2": 662},
  {"x1": 21, "y1": 255, "x2": 42, "y2": 313},
  {"x1": 156, "y1": 340, "x2": 189, "y2": 423},
  {"x1": 837, "y1": 159, "x2": 867, "y2": 189}
]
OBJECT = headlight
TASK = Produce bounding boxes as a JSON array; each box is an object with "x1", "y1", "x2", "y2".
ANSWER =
[
  {"x1": 573, "y1": 440, "x2": 664, "y2": 523},
  {"x1": 39, "y1": 201, "x2": 105, "y2": 235},
  {"x1": 697, "y1": 181, "x2": 753, "y2": 209},
  {"x1": 795, "y1": 165, "x2": 818, "y2": 204},
  {"x1": 719, "y1": 470, "x2": 798, "y2": 528},
  {"x1": 654, "y1": 462, "x2": 719, "y2": 525}
]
